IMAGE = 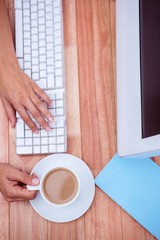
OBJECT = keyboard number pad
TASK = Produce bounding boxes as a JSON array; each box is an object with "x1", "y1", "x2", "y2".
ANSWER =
[{"x1": 16, "y1": 90, "x2": 66, "y2": 154}]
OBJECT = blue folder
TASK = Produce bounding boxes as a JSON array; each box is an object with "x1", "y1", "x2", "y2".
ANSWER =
[{"x1": 95, "y1": 154, "x2": 160, "y2": 239}]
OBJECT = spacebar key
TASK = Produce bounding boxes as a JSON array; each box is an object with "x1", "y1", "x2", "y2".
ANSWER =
[{"x1": 15, "y1": 9, "x2": 23, "y2": 58}]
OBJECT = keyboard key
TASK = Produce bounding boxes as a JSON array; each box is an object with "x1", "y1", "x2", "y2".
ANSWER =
[
  {"x1": 39, "y1": 48, "x2": 46, "y2": 55},
  {"x1": 46, "y1": 20, "x2": 53, "y2": 28},
  {"x1": 55, "y1": 76, "x2": 63, "y2": 88},
  {"x1": 41, "y1": 129, "x2": 48, "y2": 137},
  {"x1": 55, "y1": 45, "x2": 62, "y2": 53},
  {"x1": 24, "y1": 46, "x2": 31, "y2": 54},
  {"x1": 39, "y1": 55, "x2": 46, "y2": 62},
  {"x1": 57, "y1": 144, "x2": 65, "y2": 153},
  {"x1": 15, "y1": 0, "x2": 22, "y2": 9},
  {"x1": 39, "y1": 18, "x2": 45, "y2": 25},
  {"x1": 46, "y1": 13, "x2": 53, "y2": 20},
  {"x1": 24, "y1": 54, "x2": 31, "y2": 62},
  {"x1": 24, "y1": 31, "x2": 30, "y2": 39},
  {"x1": 17, "y1": 138, "x2": 24, "y2": 146},
  {"x1": 55, "y1": 53, "x2": 62, "y2": 61},
  {"x1": 25, "y1": 138, "x2": 32, "y2": 146},
  {"x1": 57, "y1": 128, "x2": 64, "y2": 136},
  {"x1": 17, "y1": 146, "x2": 33, "y2": 154},
  {"x1": 24, "y1": 61, "x2": 31, "y2": 69},
  {"x1": 49, "y1": 137, "x2": 56, "y2": 144},
  {"x1": 32, "y1": 57, "x2": 39, "y2": 65},
  {"x1": 23, "y1": 2, "x2": 30, "y2": 9},
  {"x1": 57, "y1": 118, "x2": 64, "y2": 127},
  {"x1": 23, "y1": 9, "x2": 30, "y2": 17},
  {"x1": 55, "y1": 37, "x2": 62, "y2": 45},
  {"x1": 56, "y1": 92, "x2": 63, "y2": 99},
  {"x1": 41, "y1": 145, "x2": 48, "y2": 153},
  {"x1": 32, "y1": 50, "x2": 39, "y2": 57},
  {"x1": 41, "y1": 137, "x2": 48, "y2": 145},
  {"x1": 25, "y1": 130, "x2": 32, "y2": 138},
  {"x1": 54, "y1": 15, "x2": 61, "y2": 23},
  {"x1": 47, "y1": 58, "x2": 54, "y2": 65},
  {"x1": 32, "y1": 42, "x2": 38, "y2": 50},
  {"x1": 33, "y1": 146, "x2": 40, "y2": 154},
  {"x1": 54, "y1": 7, "x2": 61, "y2": 15},
  {"x1": 54, "y1": 0, "x2": 61, "y2": 8},
  {"x1": 16, "y1": 123, "x2": 25, "y2": 138},
  {"x1": 55, "y1": 30, "x2": 61, "y2": 38},
  {"x1": 40, "y1": 78, "x2": 47, "y2": 89},
  {"x1": 49, "y1": 144, "x2": 56, "y2": 152},
  {"x1": 23, "y1": 16, "x2": 30, "y2": 24},
  {"x1": 39, "y1": 3, "x2": 45, "y2": 10},
  {"x1": 31, "y1": 0, "x2": 38, "y2": 6},
  {"x1": 47, "y1": 74, "x2": 55, "y2": 88},
  {"x1": 55, "y1": 61, "x2": 62, "y2": 68},
  {"x1": 40, "y1": 70, "x2": 46, "y2": 78},
  {"x1": 33, "y1": 138, "x2": 40, "y2": 145},
  {"x1": 39, "y1": 32, "x2": 45, "y2": 40},
  {"x1": 56, "y1": 100, "x2": 63, "y2": 108},
  {"x1": 31, "y1": 13, "x2": 38, "y2": 20},
  {"x1": 56, "y1": 108, "x2": 64, "y2": 116},
  {"x1": 15, "y1": 9, "x2": 23, "y2": 58},
  {"x1": 55, "y1": 68, "x2": 63, "y2": 76},
  {"x1": 32, "y1": 72, "x2": 39, "y2": 80},
  {"x1": 48, "y1": 131, "x2": 55, "y2": 137},
  {"x1": 31, "y1": 5, "x2": 38, "y2": 13}
]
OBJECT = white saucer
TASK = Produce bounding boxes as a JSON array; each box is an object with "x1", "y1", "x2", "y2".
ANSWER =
[{"x1": 29, "y1": 154, "x2": 95, "y2": 223}]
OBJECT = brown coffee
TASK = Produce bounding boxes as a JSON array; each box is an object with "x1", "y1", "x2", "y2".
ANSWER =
[{"x1": 42, "y1": 168, "x2": 78, "y2": 204}]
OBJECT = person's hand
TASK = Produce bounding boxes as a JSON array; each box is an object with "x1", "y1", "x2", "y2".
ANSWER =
[
  {"x1": 0, "y1": 57, "x2": 54, "y2": 133},
  {"x1": 0, "y1": 163, "x2": 39, "y2": 202}
]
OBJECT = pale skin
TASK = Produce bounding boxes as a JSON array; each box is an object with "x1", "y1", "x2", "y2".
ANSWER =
[{"x1": 0, "y1": 0, "x2": 56, "y2": 201}]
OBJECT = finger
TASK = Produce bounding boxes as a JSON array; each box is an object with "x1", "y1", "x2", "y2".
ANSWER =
[
  {"x1": 11, "y1": 185, "x2": 38, "y2": 200},
  {"x1": 19, "y1": 167, "x2": 26, "y2": 173},
  {"x1": 17, "y1": 107, "x2": 39, "y2": 134},
  {"x1": 1, "y1": 98, "x2": 16, "y2": 127},
  {"x1": 26, "y1": 100, "x2": 51, "y2": 131},
  {"x1": 31, "y1": 93, "x2": 54, "y2": 122},
  {"x1": 33, "y1": 84, "x2": 52, "y2": 106},
  {"x1": 8, "y1": 168, "x2": 39, "y2": 186}
]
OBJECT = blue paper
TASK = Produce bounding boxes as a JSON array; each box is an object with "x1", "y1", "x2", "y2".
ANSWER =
[{"x1": 95, "y1": 154, "x2": 160, "y2": 239}]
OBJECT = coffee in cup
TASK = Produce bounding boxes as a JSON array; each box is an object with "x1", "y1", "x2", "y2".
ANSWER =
[{"x1": 42, "y1": 168, "x2": 79, "y2": 204}]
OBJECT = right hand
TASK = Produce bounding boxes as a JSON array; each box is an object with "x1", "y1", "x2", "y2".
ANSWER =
[
  {"x1": 0, "y1": 163, "x2": 39, "y2": 202},
  {"x1": 0, "y1": 57, "x2": 54, "y2": 133}
]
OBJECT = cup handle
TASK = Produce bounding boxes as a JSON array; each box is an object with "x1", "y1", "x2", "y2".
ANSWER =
[{"x1": 27, "y1": 185, "x2": 40, "y2": 191}]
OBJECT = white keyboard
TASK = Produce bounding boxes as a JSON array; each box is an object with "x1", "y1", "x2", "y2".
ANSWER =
[{"x1": 14, "y1": 0, "x2": 67, "y2": 155}]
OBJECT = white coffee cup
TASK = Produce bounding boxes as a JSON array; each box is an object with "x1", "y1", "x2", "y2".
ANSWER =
[{"x1": 27, "y1": 166, "x2": 80, "y2": 207}]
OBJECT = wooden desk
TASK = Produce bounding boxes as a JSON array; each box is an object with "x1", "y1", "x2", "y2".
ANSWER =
[{"x1": 0, "y1": 0, "x2": 157, "y2": 239}]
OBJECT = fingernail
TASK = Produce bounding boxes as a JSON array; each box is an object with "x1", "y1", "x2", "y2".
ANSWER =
[
  {"x1": 49, "y1": 116, "x2": 54, "y2": 122},
  {"x1": 49, "y1": 102, "x2": 52, "y2": 107},
  {"x1": 46, "y1": 127, "x2": 51, "y2": 132},
  {"x1": 32, "y1": 178, "x2": 39, "y2": 185},
  {"x1": 34, "y1": 130, "x2": 39, "y2": 134},
  {"x1": 9, "y1": 120, "x2": 14, "y2": 128}
]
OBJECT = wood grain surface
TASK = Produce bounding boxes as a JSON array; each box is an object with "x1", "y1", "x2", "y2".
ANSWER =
[{"x1": 0, "y1": 0, "x2": 157, "y2": 239}]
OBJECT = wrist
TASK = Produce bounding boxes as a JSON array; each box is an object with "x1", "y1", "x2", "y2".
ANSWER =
[{"x1": 0, "y1": 52, "x2": 20, "y2": 75}]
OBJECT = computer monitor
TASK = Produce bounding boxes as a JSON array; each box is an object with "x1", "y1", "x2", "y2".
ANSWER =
[{"x1": 117, "y1": 0, "x2": 160, "y2": 158}]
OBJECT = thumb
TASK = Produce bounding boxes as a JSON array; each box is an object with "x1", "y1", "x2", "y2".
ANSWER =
[
  {"x1": 30, "y1": 173, "x2": 40, "y2": 185},
  {"x1": 1, "y1": 97, "x2": 16, "y2": 128},
  {"x1": 15, "y1": 171, "x2": 40, "y2": 186}
]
